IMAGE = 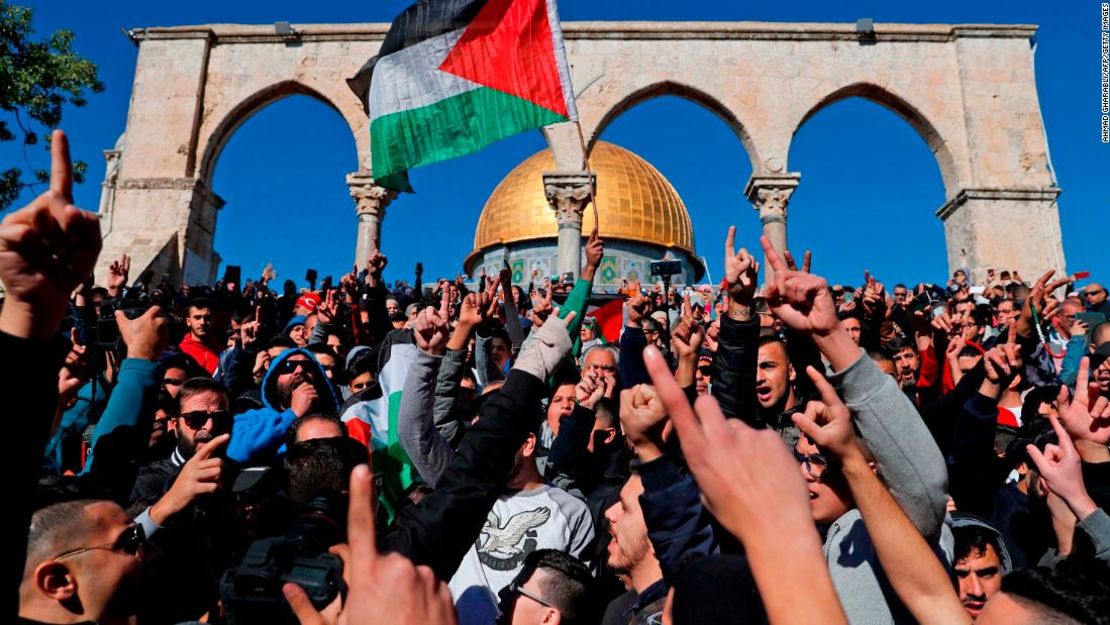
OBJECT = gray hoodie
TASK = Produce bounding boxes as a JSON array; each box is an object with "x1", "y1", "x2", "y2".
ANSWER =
[{"x1": 824, "y1": 350, "x2": 953, "y2": 625}]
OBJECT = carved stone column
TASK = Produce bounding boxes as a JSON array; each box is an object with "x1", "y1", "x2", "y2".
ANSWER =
[
  {"x1": 744, "y1": 173, "x2": 800, "y2": 282},
  {"x1": 543, "y1": 171, "x2": 596, "y2": 279},
  {"x1": 347, "y1": 171, "x2": 396, "y2": 266}
]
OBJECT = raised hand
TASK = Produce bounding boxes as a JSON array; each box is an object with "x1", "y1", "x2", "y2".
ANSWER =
[
  {"x1": 783, "y1": 248, "x2": 812, "y2": 274},
  {"x1": 365, "y1": 249, "x2": 388, "y2": 287},
  {"x1": 618, "y1": 383, "x2": 670, "y2": 461},
  {"x1": 512, "y1": 311, "x2": 576, "y2": 381},
  {"x1": 116, "y1": 305, "x2": 169, "y2": 361},
  {"x1": 642, "y1": 344, "x2": 845, "y2": 624},
  {"x1": 1026, "y1": 414, "x2": 1099, "y2": 521},
  {"x1": 861, "y1": 271, "x2": 888, "y2": 320},
  {"x1": 979, "y1": 326, "x2": 1021, "y2": 398},
  {"x1": 0, "y1": 130, "x2": 102, "y2": 339},
  {"x1": 261, "y1": 262, "x2": 277, "y2": 285},
  {"x1": 414, "y1": 289, "x2": 451, "y2": 356},
  {"x1": 106, "y1": 253, "x2": 131, "y2": 297},
  {"x1": 529, "y1": 283, "x2": 554, "y2": 328},
  {"x1": 1056, "y1": 357, "x2": 1110, "y2": 447},
  {"x1": 792, "y1": 366, "x2": 861, "y2": 462},
  {"x1": 626, "y1": 294, "x2": 651, "y2": 328},
  {"x1": 760, "y1": 236, "x2": 839, "y2": 336},
  {"x1": 582, "y1": 228, "x2": 605, "y2": 281},
  {"x1": 317, "y1": 289, "x2": 340, "y2": 325},
  {"x1": 575, "y1": 371, "x2": 605, "y2": 410},
  {"x1": 241, "y1": 307, "x2": 262, "y2": 349},
  {"x1": 150, "y1": 434, "x2": 230, "y2": 525},
  {"x1": 1016, "y1": 270, "x2": 1071, "y2": 339},
  {"x1": 671, "y1": 312, "x2": 704, "y2": 359},
  {"x1": 723, "y1": 226, "x2": 759, "y2": 314},
  {"x1": 285, "y1": 465, "x2": 458, "y2": 625}
]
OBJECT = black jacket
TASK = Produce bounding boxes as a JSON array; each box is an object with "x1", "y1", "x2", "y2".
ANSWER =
[
  {"x1": 5, "y1": 331, "x2": 68, "y2": 619},
  {"x1": 380, "y1": 368, "x2": 547, "y2": 580},
  {"x1": 129, "y1": 453, "x2": 185, "y2": 509},
  {"x1": 711, "y1": 315, "x2": 760, "y2": 425}
]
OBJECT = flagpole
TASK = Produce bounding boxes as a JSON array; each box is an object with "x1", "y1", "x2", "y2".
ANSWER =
[{"x1": 573, "y1": 121, "x2": 600, "y2": 235}]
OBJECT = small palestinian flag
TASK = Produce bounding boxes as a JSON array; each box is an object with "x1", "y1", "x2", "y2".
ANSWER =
[{"x1": 348, "y1": 0, "x2": 578, "y2": 192}]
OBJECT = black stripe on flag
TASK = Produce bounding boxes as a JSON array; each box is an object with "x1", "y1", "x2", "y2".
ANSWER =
[{"x1": 347, "y1": 0, "x2": 488, "y2": 109}]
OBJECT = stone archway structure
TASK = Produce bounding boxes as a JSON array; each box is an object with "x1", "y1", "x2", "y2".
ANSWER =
[{"x1": 98, "y1": 21, "x2": 1065, "y2": 284}]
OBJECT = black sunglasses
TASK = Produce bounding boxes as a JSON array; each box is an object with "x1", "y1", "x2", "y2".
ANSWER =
[
  {"x1": 180, "y1": 410, "x2": 231, "y2": 429},
  {"x1": 55, "y1": 524, "x2": 146, "y2": 560},
  {"x1": 275, "y1": 358, "x2": 315, "y2": 375},
  {"x1": 504, "y1": 579, "x2": 556, "y2": 610}
]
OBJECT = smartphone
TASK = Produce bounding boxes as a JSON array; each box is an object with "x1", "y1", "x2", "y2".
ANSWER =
[
  {"x1": 305, "y1": 268, "x2": 318, "y2": 289},
  {"x1": 224, "y1": 265, "x2": 241, "y2": 287},
  {"x1": 842, "y1": 292, "x2": 854, "y2": 303}
]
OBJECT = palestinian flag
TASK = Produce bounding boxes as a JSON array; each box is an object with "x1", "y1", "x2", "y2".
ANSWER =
[
  {"x1": 348, "y1": 0, "x2": 578, "y2": 192},
  {"x1": 340, "y1": 342, "x2": 418, "y2": 522}
]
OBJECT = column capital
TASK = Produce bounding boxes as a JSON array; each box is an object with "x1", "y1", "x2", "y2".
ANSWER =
[
  {"x1": 346, "y1": 171, "x2": 396, "y2": 218},
  {"x1": 543, "y1": 171, "x2": 596, "y2": 228},
  {"x1": 744, "y1": 173, "x2": 800, "y2": 223}
]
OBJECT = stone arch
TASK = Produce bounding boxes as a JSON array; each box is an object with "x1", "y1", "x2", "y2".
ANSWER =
[
  {"x1": 583, "y1": 80, "x2": 759, "y2": 174},
  {"x1": 197, "y1": 79, "x2": 362, "y2": 185},
  {"x1": 788, "y1": 81, "x2": 958, "y2": 197}
]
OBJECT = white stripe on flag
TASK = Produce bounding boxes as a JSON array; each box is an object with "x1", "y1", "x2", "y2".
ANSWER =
[{"x1": 369, "y1": 27, "x2": 481, "y2": 120}]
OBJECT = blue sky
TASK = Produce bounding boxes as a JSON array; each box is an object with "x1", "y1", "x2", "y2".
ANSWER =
[{"x1": 6, "y1": 0, "x2": 1108, "y2": 290}]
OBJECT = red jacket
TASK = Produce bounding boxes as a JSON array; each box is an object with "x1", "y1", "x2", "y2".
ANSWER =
[{"x1": 179, "y1": 333, "x2": 220, "y2": 374}]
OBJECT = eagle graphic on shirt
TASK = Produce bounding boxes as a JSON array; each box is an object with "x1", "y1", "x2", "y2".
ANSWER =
[{"x1": 476, "y1": 506, "x2": 551, "y2": 570}]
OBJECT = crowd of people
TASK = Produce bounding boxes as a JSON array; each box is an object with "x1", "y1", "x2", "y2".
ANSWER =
[{"x1": 9, "y1": 131, "x2": 1110, "y2": 625}]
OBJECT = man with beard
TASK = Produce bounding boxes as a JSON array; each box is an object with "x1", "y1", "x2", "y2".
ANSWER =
[
  {"x1": 226, "y1": 347, "x2": 338, "y2": 464},
  {"x1": 19, "y1": 498, "x2": 148, "y2": 624},
  {"x1": 178, "y1": 299, "x2": 221, "y2": 375},
  {"x1": 601, "y1": 474, "x2": 665, "y2": 625},
  {"x1": 129, "y1": 378, "x2": 230, "y2": 506},
  {"x1": 888, "y1": 338, "x2": 923, "y2": 403}
]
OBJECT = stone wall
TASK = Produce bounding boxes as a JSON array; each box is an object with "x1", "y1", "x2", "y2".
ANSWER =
[{"x1": 97, "y1": 21, "x2": 1065, "y2": 285}]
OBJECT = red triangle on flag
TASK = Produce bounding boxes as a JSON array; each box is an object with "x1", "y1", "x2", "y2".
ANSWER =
[
  {"x1": 438, "y1": 0, "x2": 569, "y2": 118},
  {"x1": 587, "y1": 298, "x2": 626, "y2": 344}
]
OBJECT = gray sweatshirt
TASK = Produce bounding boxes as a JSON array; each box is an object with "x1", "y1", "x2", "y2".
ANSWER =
[
  {"x1": 397, "y1": 348, "x2": 456, "y2": 487},
  {"x1": 824, "y1": 350, "x2": 952, "y2": 625}
]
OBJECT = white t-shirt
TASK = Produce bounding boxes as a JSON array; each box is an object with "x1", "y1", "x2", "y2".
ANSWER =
[{"x1": 450, "y1": 484, "x2": 594, "y2": 625}]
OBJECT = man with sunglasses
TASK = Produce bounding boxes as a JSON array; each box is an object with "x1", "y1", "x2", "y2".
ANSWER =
[
  {"x1": 19, "y1": 498, "x2": 147, "y2": 624},
  {"x1": 1083, "y1": 282, "x2": 1110, "y2": 315},
  {"x1": 495, "y1": 549, "x2": 597, "y2": 625},
  {"x1": 226, "y1": 347, "x2": 339, "y2": 465},
  {"x1": 130, "y1": 378, "x2": 231, "y2": 507}
]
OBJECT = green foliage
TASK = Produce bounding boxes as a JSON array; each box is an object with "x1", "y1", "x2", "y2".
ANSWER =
[{"x1": 0, "y1": 1, "x2": 103, "y2": 210}]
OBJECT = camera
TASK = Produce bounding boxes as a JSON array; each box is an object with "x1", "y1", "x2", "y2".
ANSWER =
[
  {"x1": 649, "y1": 260, "x2": 682, "y2": 278},
  {"x1": 220, "y1": 491, "x2": 347, "y2": 625},
  {"x1": 92, "y1": 301, "x2": 148, "y2": 348}
]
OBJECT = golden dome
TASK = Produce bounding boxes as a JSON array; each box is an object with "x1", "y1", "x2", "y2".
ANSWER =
[{"x1": 468, "y1": 141, "x2": 695, "y2": 266}]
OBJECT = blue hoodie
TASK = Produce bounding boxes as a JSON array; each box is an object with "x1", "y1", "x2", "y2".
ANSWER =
[{"x1": 228, "y1": 347, "x2": 339, "y2": 464}]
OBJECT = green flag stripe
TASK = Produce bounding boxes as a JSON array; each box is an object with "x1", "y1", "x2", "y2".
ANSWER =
[{"x1": 371, "y1": 85, "x2": 567, "y2": 185}]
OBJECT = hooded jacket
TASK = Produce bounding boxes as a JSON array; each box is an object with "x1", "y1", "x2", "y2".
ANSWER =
[
  {"x1": 950, "y1": 514, "x2": 1015, "y2": 573},
  {"x1": 822, "y1": 352, "x2": 953, "y2": 625},
  {"x1": 227, "y1": 347, "x2": 339, "y2": 464}
]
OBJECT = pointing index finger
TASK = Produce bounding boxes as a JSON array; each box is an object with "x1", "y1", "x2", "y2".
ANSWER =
[
  {"x1": 50, "y1": 129, "x2": 73, "y2": 202},
  {"x1": 725, "y1": 226, "x2": 737, "y2": 261},
  {"x1": 347, "y1": 464, "x2": 378, "y2": 566},
  {"x1": 805, "y1": 366, "x2": 841, "y2": 409},
  {"x1": 194, "y1": 433, "x2": 230, "y2": 461},
  {"x1": 760, "y1": 235, "x2": 788, "y2": 274}
]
